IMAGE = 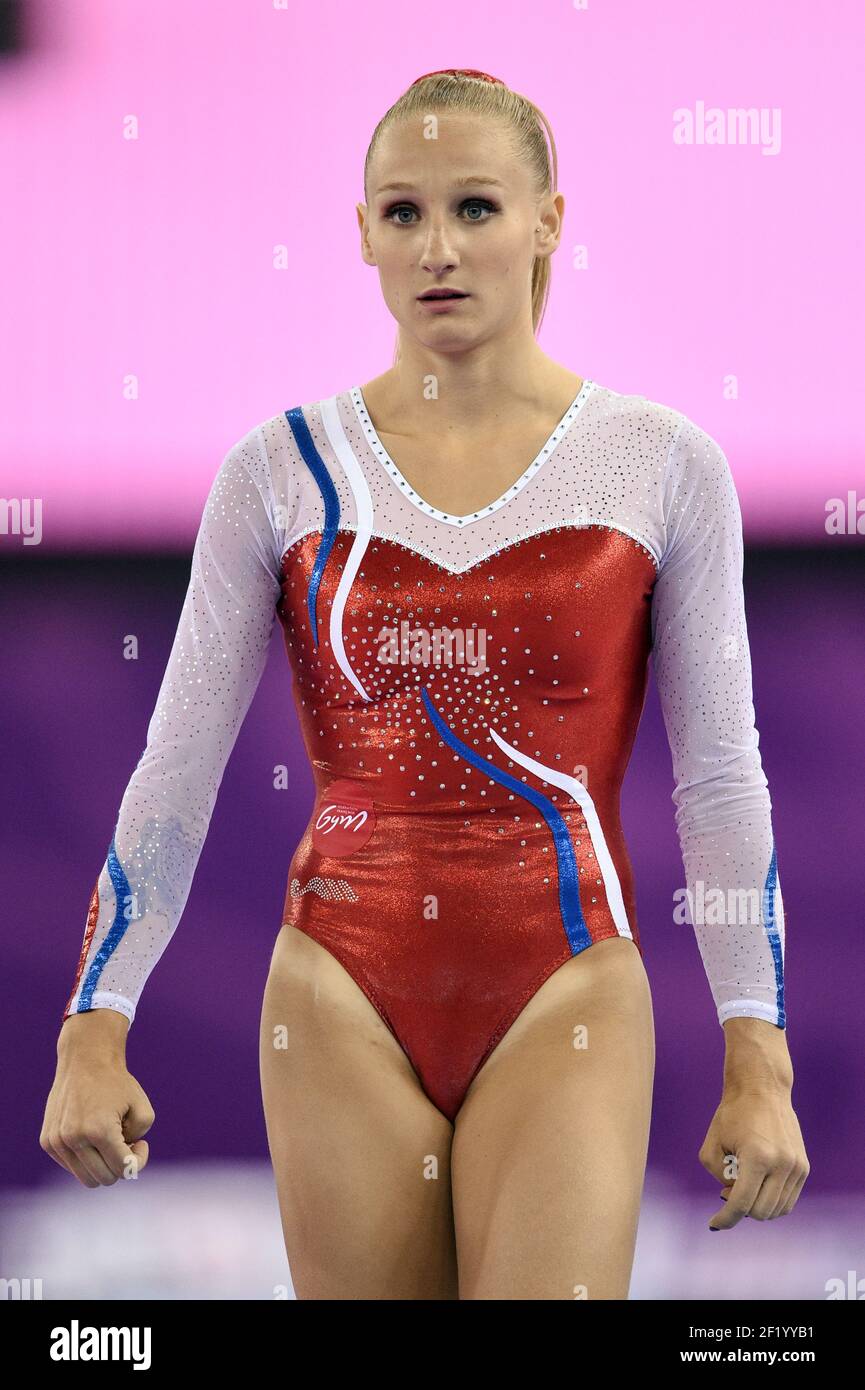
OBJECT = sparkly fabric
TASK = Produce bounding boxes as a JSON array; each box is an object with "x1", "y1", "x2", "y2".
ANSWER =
[
  {"x1": 63, "y1": 879, "x2": 101, "y2": 1017},
  {"x1": 290, "y1": 876, "x2": 359, "y2": 903},
  {"x1": 63, "y1": 378, "x2": 785, "y2": 1118}
]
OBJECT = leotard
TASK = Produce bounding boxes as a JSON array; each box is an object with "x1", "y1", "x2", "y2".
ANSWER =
[{"x1": 64, "y1": 379, "x2": 786, "y2": 1121}]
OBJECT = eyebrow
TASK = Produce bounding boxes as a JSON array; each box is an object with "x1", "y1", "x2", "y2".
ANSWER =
[{"x1": 374, "y1": 176, "x2": 506, "y2": 195}]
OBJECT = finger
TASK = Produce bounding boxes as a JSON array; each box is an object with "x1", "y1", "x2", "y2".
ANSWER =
[
  {"x1": 709, "y1": 1150, "x2": 769, "y2": 1229},
  {"x1": 57, "y1": 1135, "x2": 118, "y2": 1187},
  {"x1": 776, "y1": 1169, "x2": 808, "y2": 1218},
  {"x1": 53, "y1": 1140, "x2": 101, "y2": 1189},
  {"x1": 700, "y1": 1144, "x2": 735, "y2": 1185},
  {"x1": 760, "y1": 1165, "x2": 801, "y2": 1220},
  {"x1": 748, "y1": 1168, "x2": 791, "y2": 1221},
  {"x1": 122, "y1": 1101, "x2": 156, "y2": 1147},
  {"x1": 92, "y1": 1120, "x2": 148, "y2": 1182},
  {"x1": 768, "y1": 1175, "x2": 796, "y2": 1219},
  {"x1": 72, "y1": 1142, "x2": 124, "y2": 1187},
  {"x1": 121, "y1": 1140, "x2": 149, "y2": 1180},
  {"x1": 40, "y1": 1138, "x2": 77, "y2": 1177}
]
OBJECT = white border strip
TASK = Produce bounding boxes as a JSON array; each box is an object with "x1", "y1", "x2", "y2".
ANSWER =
[
  {"x1": 487, "y1": 726, "x2": 633, "y2": 939},
  {"x1": 318, "y1": 396, "x2": 374, "y2": 702}
]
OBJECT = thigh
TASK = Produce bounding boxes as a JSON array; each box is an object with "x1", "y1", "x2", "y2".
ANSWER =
[
  {"x1": 259, "y1": 924, "x2": 458, "y2": 1300},
  {"x1": 451, "y1": 937, "x2": 655, "y2": 1300}
]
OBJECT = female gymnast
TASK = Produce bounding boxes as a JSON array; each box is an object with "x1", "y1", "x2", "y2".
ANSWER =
[{"x1": 42, "y1": 69, "x2": 808, "y2": 1300}]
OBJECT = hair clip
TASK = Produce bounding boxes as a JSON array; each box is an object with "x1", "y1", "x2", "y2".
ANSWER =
[{"x1": 410, "y1": 68, "x2": 505, "y2": 86}]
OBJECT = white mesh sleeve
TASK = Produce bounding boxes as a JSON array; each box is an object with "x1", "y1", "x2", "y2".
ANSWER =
[
  {"x1": 64, "y1": 436, "x2": 283, "y2": 1025},
  {"x1": 650, "y1": 414, "x2": 786, "y2": 1029}
]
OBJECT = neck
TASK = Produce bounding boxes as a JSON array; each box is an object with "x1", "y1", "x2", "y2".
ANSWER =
[{"x1": 372, "y1": 328, "x2": 579, "y2": 435}]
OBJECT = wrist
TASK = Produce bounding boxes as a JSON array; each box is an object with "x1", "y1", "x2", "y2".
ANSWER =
[
  {"x1": 58, "y1": 1008, "x2": 129, "y2": 1061},
  {"x1": 722, "y1": 1015, "x2": 793, "y2": 1093}
]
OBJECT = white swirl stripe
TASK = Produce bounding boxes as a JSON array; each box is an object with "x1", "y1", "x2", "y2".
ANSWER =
[
  {"x1": 487, "y1": 726, "x2": 633, "y2": 939},
  {"x1": 319, "y1": 395, "x2": 375, "y2": 702}
]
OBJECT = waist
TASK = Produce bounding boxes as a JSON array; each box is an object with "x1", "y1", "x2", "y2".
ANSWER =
[{"x1": 295, "y1": 781, "x2": 628, "y2": 875}]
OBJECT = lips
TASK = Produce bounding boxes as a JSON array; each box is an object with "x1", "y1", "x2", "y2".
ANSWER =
[{"x1": 418, "y1": 290, "x2": 469, "y2": 300}]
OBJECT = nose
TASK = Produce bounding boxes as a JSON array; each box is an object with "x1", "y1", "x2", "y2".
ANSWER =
[{"x1": 419, "y1": 215, "x2": 459, "y2": 275}]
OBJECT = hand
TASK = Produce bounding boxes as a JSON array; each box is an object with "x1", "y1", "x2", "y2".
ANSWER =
[
  {"x1": 699, "y1": 1084, "x2": 809, "y2": 1231},
  {"x1": 40, "y1": 1011, "x2": 154, "y2": 1187}
]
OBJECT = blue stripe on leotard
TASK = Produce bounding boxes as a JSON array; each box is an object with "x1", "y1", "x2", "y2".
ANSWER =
[
  {"x1": 763, "y1": 843, "x2": 786, "y2": 1027},
  {"x1": 419, "y1": 686, "x2": 591, "y2": 953},
  {"x1": 78, "y1": 834, "x2": 132, "y2": 1009},
  {"x1": 285, "y1": 406, "x2": 340, "y2": 648}
]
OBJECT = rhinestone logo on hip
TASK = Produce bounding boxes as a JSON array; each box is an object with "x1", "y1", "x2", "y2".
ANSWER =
[{"x1": 312, "y1": 781, "x2": 376, "y2": 857}]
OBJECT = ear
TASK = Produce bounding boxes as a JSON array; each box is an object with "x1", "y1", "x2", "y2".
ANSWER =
[
  {"x1": 356, "y1": 203, "x2": 377, "y2": 266},
  {"x1": 535, "y1": 191, "x2": 565, "y2": 258}
]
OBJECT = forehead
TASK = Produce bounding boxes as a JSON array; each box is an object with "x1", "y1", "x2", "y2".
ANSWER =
[{"x1": 368, "y1": 111, "x2": 524, "y2": 193}]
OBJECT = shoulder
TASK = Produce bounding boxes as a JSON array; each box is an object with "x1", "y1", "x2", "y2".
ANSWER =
[
  {"x1": 619, "y1": 387, "x2": 733, "y2": 510},
  {"x1": 586, "y1": 381, "x2": 693, "y2": 482},
  {"x1": 592, "y1": 380, "x2": 727, "y2": 469},
  {"x1": 660, "y1": 411, "x2": 736, "y2": 532},
  {"x1": 636, "y1": 402, "x2": 741, "y2": 562},
  {"x1": 217, "y1": 396, "x2": 317, "y2": 493},
  {"x1": 218, "y1": 390, "x2": 343, "y2": 554},
  {"x1": 227, "y1": 388, "x2": 349, "y2": 468},
  {"x1": 591, "y1": 384, "x2": 740, "y2": 559}
]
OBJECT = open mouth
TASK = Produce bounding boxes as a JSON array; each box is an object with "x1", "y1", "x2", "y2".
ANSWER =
[{"x1": 418, "y1": 291, "x2": 469, "y2": 301}]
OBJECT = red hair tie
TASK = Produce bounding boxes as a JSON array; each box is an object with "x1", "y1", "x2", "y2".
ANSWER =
[{"x1": 410, "y1": 68, "x2": 505, "y2": 86}]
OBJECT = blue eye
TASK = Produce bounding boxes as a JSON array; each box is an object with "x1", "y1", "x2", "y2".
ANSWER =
[
  {"x1": 384, "y1": 198, "x2": 499, "y2": 225},
  {"x1": 461, "y1": 199, "x2": 497, "y2": 221}
]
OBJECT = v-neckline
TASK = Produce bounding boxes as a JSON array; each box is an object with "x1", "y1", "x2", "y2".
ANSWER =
[{"x1": 348, "y1": 378, "x2": 596, "y2": 528}]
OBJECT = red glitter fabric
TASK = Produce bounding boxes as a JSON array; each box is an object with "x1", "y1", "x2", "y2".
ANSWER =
[{"x1": 279, "y1": 524, "x2": 653, "y2": 1121}]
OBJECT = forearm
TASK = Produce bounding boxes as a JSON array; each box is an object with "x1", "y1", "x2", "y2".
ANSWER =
[{"x1": 722, "y1": 1015, "x2": 793, "y2": 1093}]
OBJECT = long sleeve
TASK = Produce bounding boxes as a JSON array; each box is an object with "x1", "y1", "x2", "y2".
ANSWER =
[
  {"x1": 64, "y1": 435, "x2": 283, "y2": 1025},
  {"x1": 650, "y1": 414, "x2": 786, "y2": 1029}
]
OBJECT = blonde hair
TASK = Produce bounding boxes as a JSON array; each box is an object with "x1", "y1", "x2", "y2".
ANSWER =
[{"x1": 363, "y1": 70, "x2": 559, "y2": 353}]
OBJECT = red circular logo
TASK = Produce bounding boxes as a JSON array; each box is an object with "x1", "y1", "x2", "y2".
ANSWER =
[{"x1": 312, "y1": 781, "x2": 376, "y2": 857}]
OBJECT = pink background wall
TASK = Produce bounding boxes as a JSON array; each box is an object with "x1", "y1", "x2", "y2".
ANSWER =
[{"x1": 2, "y1": 0, "x2": 862, "y2": 544}]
